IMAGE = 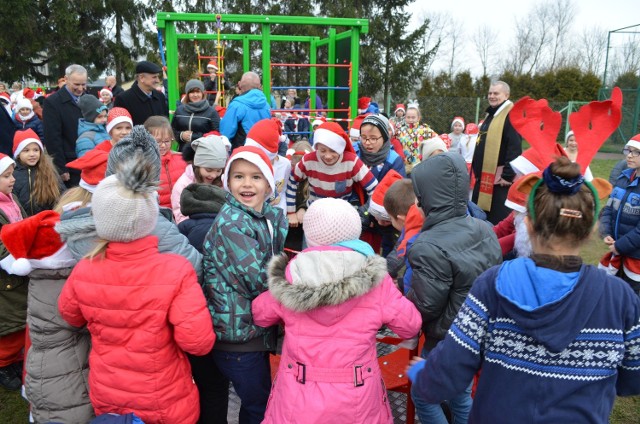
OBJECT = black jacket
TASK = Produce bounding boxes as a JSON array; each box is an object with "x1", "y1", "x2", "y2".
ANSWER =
[
  {"x1": 13, "y1": 163, "x2": 65, "y2": 216},
  {"x1": 0, "y1": 105, "x2": 15, "y2": 156},
  {"x1": 171, "y1": 101, "x2": 220, "y2": 150},
  {"x1": 42, "y1": 86, "x2": 83, "y2": 179},
  {"x1": 113, "y1": 81, "x2": 169, "y2": 126},
  {"x1": 408, "y1": 152, "x2": 502, "y2": 347}
]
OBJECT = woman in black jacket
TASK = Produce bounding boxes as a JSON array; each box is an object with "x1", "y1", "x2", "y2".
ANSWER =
[{"x1": 172, "y1": 79, "x2": 220, "y2": 152}]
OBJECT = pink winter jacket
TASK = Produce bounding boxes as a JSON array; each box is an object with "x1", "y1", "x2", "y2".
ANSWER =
[
  {"x1": 58, "y1": 236, "x2": 215, "y2": 424},
  {"x1": 171, "y1": 164, "x2": 195, "y2": 224},
  {"x1": 252, "y1": 246, "x2": 422, "y2": 424}
]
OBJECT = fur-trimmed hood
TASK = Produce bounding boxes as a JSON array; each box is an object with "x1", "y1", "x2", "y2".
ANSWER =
[{"x1": 267, "y1": 248, "x2": 388, "y2": 323}]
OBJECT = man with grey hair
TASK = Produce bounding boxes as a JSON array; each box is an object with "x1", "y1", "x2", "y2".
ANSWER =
[
  {"x1": 220, "y1": 71, "x2": 271, "y2": 150},
  {"x1": 471, "y1": 80, "x2": 522, "y2": 224},
  {"x1": 114, "y1": 60, "x2": 168, "y2": 126},
  {"x1": 43, "y1": 64, "x2": 88, "y2": 187}
]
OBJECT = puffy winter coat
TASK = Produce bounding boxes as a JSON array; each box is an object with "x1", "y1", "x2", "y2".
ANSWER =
[
  {"x1": 171, "y1": 165, "x2": 195, "y2": 224},
  {"x1": 202, "y1": 193, "x2": 287, "y2": 351},
  {"x1": 171, "y1": 100, "x2": 220, "y2": 150},
  {"x1": 252, "y1": 246, "x2": 422, "y2": 424},
  {"x1": 600, "y1": 168, "x2": 640, "y2": 259},
  {"x1": 220, "y1": 89, "x2": 271, "y2": 150},
  {"x1": 159, "y1": 152, "x2": 186, "y2": 209},
  {"x1": 408, "y1": 152, "x2": 501, "y2": 347},
  {"x1": 75, "y1": 119, "x2": 110, "y2": 158},
  {"x1": 13, "y1": 114, "x2": 45, "y2": 141},
  {"x1": 25, "y1": 266, "x2": 94, "y2": 424},
  {"x1": 177, "y1": 183, "x2": 226, "y2": 253},
  {"x1": 58, "y1": 236, "x2": 215, "y2": 424}
]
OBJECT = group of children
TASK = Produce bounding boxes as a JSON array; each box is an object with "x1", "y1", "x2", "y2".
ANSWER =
[{"x1": 0, "y1": 84, "x2": 639, "y2": 424}]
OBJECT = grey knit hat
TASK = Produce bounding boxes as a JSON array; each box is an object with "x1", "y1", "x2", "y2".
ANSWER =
[
  {"x1": 361, "y1": 114, "x2": 390, "y2": 143},
  {"x1": 180, "y1": 183, "x2": 226, "y2": 217},
  {"x1": 185, "y1": 79, "x2": 205, "y2": 94},
  {"x1": 78, "y1": 94, "x2": 107, "y2": 122},
  {"x1": 106, "y1": 125, "x2": 161, "y2": 180},
  {"x1": 92, "y1": 153, "x2": 159, "y2": 242},
  {"x1": 192, "y1": 135, "x2": 228, "y2": 169}
]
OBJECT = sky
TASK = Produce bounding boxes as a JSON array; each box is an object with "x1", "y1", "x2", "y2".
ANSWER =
[{"x1": 414, "y1": 0, "x2": 640, "y2": 77}]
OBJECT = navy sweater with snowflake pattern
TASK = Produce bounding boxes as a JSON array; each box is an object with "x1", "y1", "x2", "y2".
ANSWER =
[{"x1": 411, "y1": 258, "x2": 640, "y2": 424}]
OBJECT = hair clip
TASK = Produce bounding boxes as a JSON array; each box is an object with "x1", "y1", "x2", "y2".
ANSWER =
[{"x1": 559, "y1": 208, "x2": 583, "y2": 219}]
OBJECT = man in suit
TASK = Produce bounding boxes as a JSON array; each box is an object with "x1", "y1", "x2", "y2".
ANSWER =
[
  {"x1": 114, "y1": 61, "x2": 168, "y2": 126},
  {"x1": 42, "y1": 64, "x2": 87, "y2": 187}
]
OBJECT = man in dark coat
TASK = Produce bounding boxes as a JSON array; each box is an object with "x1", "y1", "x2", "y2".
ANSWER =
[
  {"x1": 42, "y1": 64, "x2": 87, "y2": 187},
  {"x1": 105, "y1": 75, "x2": 124, "y2": 98},
  {"x1": 114, "y1": 61, "x2": 168, "y2": 126},
  {"x1": 0, "y1": 103, "x2": 15, "y2": 156}
]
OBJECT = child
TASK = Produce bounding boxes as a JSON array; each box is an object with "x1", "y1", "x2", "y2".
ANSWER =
[
  {"x1": 389, "y1": 103, "x2": 405, "y2": 131},
  {"x1": 396, "y1": 101, "x2": 434, "y2": 173},
  {"x1": 144, "y1": 115, "x2": 186, "y2": 209},
  {"x1": 12, "y1": 98, "x2": 44, "y2": 141},
  {"x1": 76, "y1": 94, "x2": 109, "y2": 158},
  {"x1": 178, "y1": 183, "x2": 226, "y2": 253},
  {"x1": 407, "y1": 152, "x2": 502, "y2": 423},
  {"x1": 285, "y1": 122, "x2": 378, "y2": 226},
  {"x1": 58, "y1": 152, "x2": 215, "y2": 424},
  {"x1": 409, "y1": 157, "x2": 640, "y2": 422},
  {"x1": 202, "y1": 146, "x2": 287, "y2": 424},
  {"x1": 99, "y1": 88, "x2": 114, "y2": 110},
  {"x1": 171, "y1": 134, "x2": 228, "y2": 223},
  {"x1": 0, "y1": 211, "x2": 92, "y2": 423},
  {"x1": 94, "y1": 107, "x2": 133, "y2": 152},
  {"x1": 383, "y1": 178, "x2": 422, "y2": 294},
  {"x1": 600, "y1": 133, "x2": 640, "y2": 295},
  {"x1": 0, "y1": 153, "x2": 28, "y2": 391},
  {"x1": 284, "y1": 140, "x2": 312, "y2": 251},
  {"x1": 252, "y1": 197, "x2": 421, "y2": 423},
  {"x1": 448, "y1": 116, "x2": 465, "y2": 153},
  {"x1": 12, "y1": 129, "x2": 64, "y2": 216},
  {"x1": 244, "y1": 118, "x2": 291, "y2": 213}
]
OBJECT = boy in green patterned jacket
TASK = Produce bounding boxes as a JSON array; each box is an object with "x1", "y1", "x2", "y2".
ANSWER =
[{"x1": 201, "y1": 145, "x2": 287, "y2": 424}]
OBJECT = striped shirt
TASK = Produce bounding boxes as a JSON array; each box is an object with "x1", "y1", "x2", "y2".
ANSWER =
[{"x1": 286, "y1": 151, "x2": 378, "y2": 213}]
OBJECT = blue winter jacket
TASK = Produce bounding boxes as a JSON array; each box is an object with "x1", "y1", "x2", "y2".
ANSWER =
[
  {"x1": 75, "y1": 119, "x2": 110, "y2": 158},
  {"x1": 220, "y1": 89, "x2": 271, "y2": 150},
  {"x1": 13, "y1": 114, "x2": 44, "y2": 142},
  {"x1": 599, "y1": 168, "x2": 640, "y2": 259}
]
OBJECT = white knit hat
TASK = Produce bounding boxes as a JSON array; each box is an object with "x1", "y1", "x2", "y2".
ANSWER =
[
  {"x1": 303, "y1": 198, "x2": 361, "y2": 247},
  {"x1": 92, "y1": 154, "x2": 159, "y2": 242},
  {"x1": 420, "y1": 136, "x2": 448, "y2": 160}
]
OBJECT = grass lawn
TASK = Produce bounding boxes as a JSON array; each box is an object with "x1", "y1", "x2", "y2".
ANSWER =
[{"x1": 1, "y1": 159, "x2": 638, "y2": 423}]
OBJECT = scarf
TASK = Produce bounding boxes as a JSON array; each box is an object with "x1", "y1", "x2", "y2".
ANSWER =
[
  {"x1": 183, "y1": 100, "x2": 211, "y2": 114},
  {"x1": 359, "y1": 140, "x2": 391, "y2": 168},
  {"x1": 17, "y1": 111, "x2": 35, "y2": 122}
]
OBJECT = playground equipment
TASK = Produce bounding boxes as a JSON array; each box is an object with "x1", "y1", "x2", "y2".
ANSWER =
[{"x1": 156, "y1": 13, "x2": 369, "y2": 126}]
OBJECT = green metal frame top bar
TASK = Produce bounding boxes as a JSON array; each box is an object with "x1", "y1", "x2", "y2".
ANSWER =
[
  {"x1": 157, "y1": 13, "x2": 369, "y2": 33},
  {"x1": 177, "y1": 33, "x2": 318, "y2": 42}
]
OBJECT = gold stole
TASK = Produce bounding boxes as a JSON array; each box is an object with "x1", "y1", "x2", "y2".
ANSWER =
[{"x1": 478, "y1": 102, "x2": 514, "y2": 211}]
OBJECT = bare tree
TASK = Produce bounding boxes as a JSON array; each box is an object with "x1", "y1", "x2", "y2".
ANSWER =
[
  {"x1": 473, "y1": 24, "x2": 497, "y2": 76},
  {"x1": 576, "y1": 26, "x2": 607, "y2": 75},
  {"x1": 547, "y1": 0, "x2": 576, "y2": 70},
  {"x1": 447, "y1": 17, "x2": 464, "y2": 75},
  {"x1": 610, "y1": 33, "x2": 640, "y2": 82}
]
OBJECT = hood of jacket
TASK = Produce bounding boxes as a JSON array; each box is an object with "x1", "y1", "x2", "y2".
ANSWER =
[
  {"x1": 495, "y1": 258, "x2": 605, "y2": 353},
  {"x1": 55, "y1": 207, "x2": 98, "y2": 260},
  {"x1": 234, "y1": 88, "x2": 270, "y2": 110},
  {"x1": 411, "y1": 152, "x2": 469, "y2": 230},
  {"x1": 77, "y1": 118, "x2": 106, "y2": 136},
  {"x1": 180, "y1": 183, "x2": 226, "y2": 216},
  {"x1": 268, "y1": 247, "x2": 388, "y2": 326}
]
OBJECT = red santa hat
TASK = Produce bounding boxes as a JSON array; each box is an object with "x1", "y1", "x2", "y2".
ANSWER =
[
  {"x1": 0, "y1": 92, "x2": 10, "y2": 104},
  {"x1": 350, "y1": 113, "x2": 368, "y2": 138},
  {"x1": 505, "y1": 177, "x2": 529, "y2": 214},
  {"x1": 13, "y1": 129, "x2": 43, "y2": 158},
  {"x1": 358, "y1": 97, "x2": 371, "y2": 114},
  {"x1": 99, "y1": 87, "x2": 113, "y2": 98},
  {"x1": 368, "y1": 170, "x2": 404, "y2": 221},
  {"x1": 0, "y1": 210, "x2": 75, "y2": 276},
  {"x1": 394, "y1": 104, "x2": 405, "y2": 114},
  {"x1": 106, "y1": 107, "x2": 133, "y2": 134},
  {"x1": 222, "y1": 146, "x2": 275, "y2": 194},
  {"x1": 244, "y1": 118, "x2": 281, "y2": 161},
  {"x1": 0, "y1": 153, "x2": 15, "y2": 175},
  {"x1": 451, "y1": 116, "x2": 465, "y2": 130},
  {"x1": 465, "y1": 123, "x2": 479, "y2": 135},
  {"x1": 311, "y1": 115, "x2": 327, "y2": 129},
  {"x1": 625, "y1": 134, "x2": 640, "y2": 151},
  {"x1": 22, "y1": 87, "x2": 35, "y2": 99},
  {"x1": 34, "y1": 87, "x2": 44, "y2": 99},
  {"x1": 314, "y1": 122, "x2": 350, "y2": 155},
  {"x1": 207, "y1": 61, "x2": 219, "y2": 72},
  {"x1": 439, "y1": 133, "x2": 452, "y2": 150},
  {"x1": 66, "y1": 149, "x2": 109, "y2": 193}
]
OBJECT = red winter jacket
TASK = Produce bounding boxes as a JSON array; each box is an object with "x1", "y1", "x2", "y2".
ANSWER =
[
  {"x1": 159, "y1": 152, "x2": 186, "y2": 209},
  {"x1": 58, "y1": 236, "x2": 215, "y2": 424}
]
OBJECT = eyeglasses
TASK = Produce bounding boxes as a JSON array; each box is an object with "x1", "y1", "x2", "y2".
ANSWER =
[
  {"x1": 157, "y1": 140, "x2": 173, "y2": 146},
  {"x1": 623, "y1": 148, "x2": 640, "y2": 157},
  {"x1": 360, "y1": 136, "x2": 383, "y2": 144}
]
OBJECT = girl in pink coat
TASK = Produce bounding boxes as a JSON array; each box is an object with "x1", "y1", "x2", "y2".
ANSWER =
[
  {"x1": 252, "y1": 198, "x2": 421, "y2": 424},
  {"x1": 58, "y1": 141, "x2": 215, "y2": 424}
]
